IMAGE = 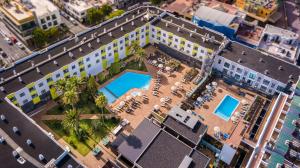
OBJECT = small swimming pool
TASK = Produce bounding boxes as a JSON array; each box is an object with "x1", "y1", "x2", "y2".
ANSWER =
[
  {"x1": 98, "y1": 72, "x2": 151, "y2": 104},
  {"x1": 214, "y1": 95, "x2": 239, "y2": 121}
]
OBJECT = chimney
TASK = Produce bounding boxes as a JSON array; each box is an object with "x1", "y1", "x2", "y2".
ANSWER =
[
  {"x1": 18, "y1": 76, "x2": 23, "y2": 83},
  {"x1": 79, "y1": 47, "x2": 82, "y2": 52},
  {"x1": 0, "y1": 86, "x2": 5, "y2": 92},
  {"x1": 237, "y1": 58, "x2": 242, "y2": 63},
  {"x1": 177, "y1": 27, "x2": 180, "y2": 32},
  {"x1": 69, "y1": 52, "x2": 73, "y2": 58},
  {"x1": 36, "y1": 67, "x2": 41, "y2": 74},
  {"x1": 63, "y1": 47, "x2": 66, "y2": 52},
  {"x1": 126, "y1": 18, "x2": 128, "y2": 22},
  {"x1": 104, "y1": 28, "x2": 106, "y2": 33},
  {"x1": 278, "y1": 66, "x2": 283, "y2": 70},
  {"x1": 190, "y1": 33, "x2": 193, "y2": 37},
  {"x1": 131, "y1": 21, "x2": 135, "y2": 26},
  {"x1": 264, "y1": 70, "x2": 269, "y2": 75},
  {"x1": 182, "y1": 24, "x2": 185, "y2": 28},
  {"x1": 75, "y1": 36, "x2": 79, "y2": 43},
  {"x1": 132, "y1": 15, "x2": 135, "y2": 19},
  {"x1": 91, "y1": 33, "x2": 94, "y2": 39},
  {"x1": 194, "y1": 28, "x2": 197, "y2": 32},
  {"x1": 115, "y1": 22, "x2": 118, "y2": 27},
  {"x1": 88, "y1": 43, "x2": 92, "y2": 48},
  {"x1": 289, "y1": 75, "x2": 293, "y2": 79},
  {"x1": 31, "y1": 61, "x2": 34, "y2": 67},
  {"x1": 48, "y1": 54, "x2": 51, "y2": 60},
  {"x1": 121, "y1": 26, "x2": 124, "y2": 31},
  {"x1": 259, "y1": 58, "x2": 263, "y2": 62},
  {"x1": 53, "y1": 60, "x2": 58, "y2": 66},
  {"x1": 108, "y1": 32, "x2": 112, "y2": 36},
  {"x1": 137, "y1": 9, "x2": 140, "y2": 14},
  {"x1": 242, "y1": 51, "x2": 246, "y2": 55},
  {"x1": 13, "y1": 70, "x2": 17, "y2": 76},
  {"x1": 0, "y1": 78, "x2": 4, "y2": 83},
  {"x1": 170, "y1": 19, "x2": 173, "y2": 23},
  {"x1": 141, "y1": 17, "x2": 144, "y2": 21},
  {"x1": 166, "y1": 22, "x2": 168, "y2": 27}
]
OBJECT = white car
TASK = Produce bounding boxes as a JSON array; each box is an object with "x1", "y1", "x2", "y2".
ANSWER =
[
  {"x1": 16, "y1": 42, "x2": 25, "y2": 49},
  {"x1": 4, "y1": 37, "x2": 12, "y2": 44}
]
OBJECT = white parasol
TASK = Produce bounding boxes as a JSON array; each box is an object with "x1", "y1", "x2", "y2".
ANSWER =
[
  {"x1": 154, "y1": 105, "x2": 160, "y2": 110},
  {"x1": 171, "y1": 86, "x2": 177, "y2": 91},
  {"x1": 175, "y1": 82, "x2": 181, "y2": 87},
  {"x1": 158, "y1": 64, "x2": 163, "y2": 68},
  {"x1": 165, "y1": 66, "x2": 171, "y2": 71},
  {"x1": 160, "y1": 98, "x2": 165, "y2": 103},
  {"x1": 126, "y1": 95, "x2": 132, "y2": 101}
]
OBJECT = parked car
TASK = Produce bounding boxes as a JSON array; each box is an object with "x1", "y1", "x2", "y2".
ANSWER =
[
  {"x1": 16, "y1": 42, "x2": 25, "y2": 49},
  {"x1": 10, "y1": 36, "x2": 17, "y2": 44},
  {"x1": 69, "y1": 17, "x2": 78, "y2": 25},
  {"x1": 4, "y1": 37, "x2": 12, "y2": 45}
]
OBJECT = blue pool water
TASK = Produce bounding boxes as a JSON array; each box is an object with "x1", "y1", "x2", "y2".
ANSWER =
[
  {"x1": 98, "y1": 72, "x2": 151, "y2": 104},
  {"x1": 214, "y1": 95, "x2": 239, "y2": 121}
]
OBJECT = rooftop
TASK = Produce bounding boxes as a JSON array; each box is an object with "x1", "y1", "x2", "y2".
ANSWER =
[
  {"x1": 0, "y1": 100, "x2": 83, "y2": 168},
  {"x1": 164, "y1": 108, "x2": 207, "y2": 145},
  {"x1": 0, "y1": 1, "x2": 35, "y2": 25},
  {"x1": 64, "y1": 0, "x2": 100, "y2": 13},
  {"x1": 194, "y1": 5, "x2": 237, "y2": 27},
  {"x1": 219, "y1": 42, "x2": 300, "y2": 84},
  {"x1": 29, "y1": 0, "x2": 58, "y2": 17},
  {"x1": 264, "y1": 24, "x2": 299, "y2": 40}
]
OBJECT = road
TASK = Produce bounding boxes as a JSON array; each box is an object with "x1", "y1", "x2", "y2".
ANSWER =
[{"x1": 60, "y1": 13, "x2": 87, "y2": 34}]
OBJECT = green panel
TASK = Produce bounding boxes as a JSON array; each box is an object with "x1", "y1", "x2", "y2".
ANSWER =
[
  {"x1": 48, "y1": 80, "x2": 54, "y2": 86},
  {"x1": 26, "y1": 82, "x2": 35, "y2": 88},
  {"x1": 13, "y1": 100, "x2": 18, "y2": 106},
  {"x1": 32, "y1": 96, "x2": 41, "y2": 104},
  {"x1": 45, "y1": 73, "x2": 52, "y2": 79},
  {"x1": 62, "y1": 65, "x2": 68, "y2": 70},
  {"x1": 7, "y1": 93, "x2": 15, "y2": 99},
  {"x1": 114, "y1": 52, "x2": 119, "y2": 62},
  {"x1": 50, "y1": 87, "x2": 59, "y2": 99},
  {"x1": 80, "y1": 71, "x2": 87, "y2": 78},
  {"x1": 77, "y1": 57, "x2": 83, "y2": 62},
  {"x1": 146, "y1": 35, "x2": 150, "y2": 44},
  {"x1": 30, "y1": 90, "x2": 37, "y2": 96},
  {"x1": 100, "y1": 45, "x2": 106, "y2": 50},
  {"x1": 125, "y1": 46, "x2": 130, "y2": 56},
  {"x1": 102, "y1": 59, "x2": 108, "y2": 69},
  {"x1": 64, "y1": 72, "x2": 70, "y2": 77}
]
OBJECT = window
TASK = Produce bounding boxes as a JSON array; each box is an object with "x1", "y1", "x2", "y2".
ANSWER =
[
  {"x1": 23, "y1": 99, "x2": 28, "y2": 104},
  {"x1": 162, "y1": 39, "x2": 166, "y2": 43},
  {"x1": 262, "y1": 79, "x2": 270, "y2": 86},
  {"x1": 194, "y1": 46, "x2": 198, "y2": 50},
  {"x1": 224, "y1": 62, "x2": 230, "y2": 68},
  {"x1": 20, "y1": 92, "x2": 25, "y2": 97},
  {"x1": 53, "y1": 20, "x2": 58, "y2": 26},
  {"x1": 249, "y1": 73, "x2": 256, "y2": 80},
  {"x1": 56, "y1": 73, "x2": 61, "y2": 78},
  {"x1": 48, "y1": 22, "x2": 52, "y2": 27},
  {"x1": 78, "y1": 61, "x2": 83, "y2": 65},
  {"x1": 187, "y1": 44, "x2": 191, "y2": 48},
  {"x1": 120, "y1": 46, "x2": 123, "y2": 50},
  {"x1": 52, "y1": 14, "x2": 56, "y2": 19},
  {"x1": 141, "y1": 28, "x2": 144, "y2": 32},
  {"x1": 71, "y1": 65, "x2": 76, "y2": 69},
  {"x1": 236, "y1": 68, "x2": 242, "y2": 74},
  {"x1": 96, "y1": 59, "x2": 100, "y2": 63},
  {"x1": 73, "y1": 72, "x2": 77, "y2": 76},
  {"x1": 86, "y1": 57, "x2": 90, "y2": 62},
  {"x1": 32, "y1": 94, "x2": 37, "y2": 98},
  {"x1": 46, "y1": 77, "x2": 53, "y2": 83},
  {"x1": 101, "y1": 49, "x2": 105, "y2": 54},
  {"x1": 141, "y1": 35, "x2": 144, "y2": 38},
  {"x1": 63, "y1": 69, "x2": 69, "y2": 74},
  {"x1": 271, "y1": 83, "x2": 276, "y2": 88},
  {"x1": 231, "y1": 65, "x2": 235, "y2": 70},
  {"x1": 120, "y1": 40, "x2": 123, "y2": 44},
  {"x1": 163, "y1": 33, "x2": 166, "y2": 37},
  {"x1": 175, "y1": 38, "x2": 178, "y2": 42},
  {"x1": 80, "y1": 67, "x2": 84, "y2": 72},
  {"x1": 113, "y1": 43, "x2": 117, "y2": 47},
  {"x1": 95, "y1": 53, "x2": 99, "y2": 57},
  {"x1": 47, "y1": 16, "x2": 50, "y2": 20},
  {"x1": 38, "y1": 82, "x2": 44, "y2": 87},
  {"x1": 41, "y1": 19, "x2": 45, "y2": 24},
  {"x1": 218, "y1": 59, "x2": 221, "y2": 64},
  {"x1": 152, "y1": 35, "x2": 155, "y2": 38},
  {"x1": 108, "y1": 53, "x2": 112, "y2": 57},
  {"x1": 108, "y1": 46, "x2": 111, "y2": 50},
  {"x1": 174, "y1": 45, "x2": 178, "y2": 48},
  {"x1": 88, "y1": 64, "x2": 91, "y2": 68},
  {"x1": 41, "y1": 89, "x2": 46, "y2": 94},
  {"x1": 257, "y1": 77, "x2": 262, "y2": 82},
  {"x1": 277, "y1": 85, "x2": 283, "y2": 91},
  {"x1": 42, "y1": 25, "x2": 47, "y2": 29},
  {"x1": 260, "y1": 85, "x2": 267, "y2": 92},
  {"x1": 29, "y1": 87, "x2": 35, "y2": 92},
  {"x1": 234, "y1": 74, "x2": 240, "y2": 80},
  {"x1": 131, "y1": 34, "x2": 134, "y2": 38}
]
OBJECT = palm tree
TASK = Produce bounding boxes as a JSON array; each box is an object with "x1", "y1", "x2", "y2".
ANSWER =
[
  {"x1": 54, "y1": 79, "x2": 67, "y2": 93},
  {"x1": 95, "y1": 93, "x2": 108, "y2": 124},
  {"x1": 67, "y1": 76, "x2": 85, "y2": 92},
  {"x1": 62, "y1": 89, "x2": 79, "y2": 109},
  {"x1": 62, "y1": 109, "x2": 80, "y2": 135},
  {"x1": 136, "y1": 47, "x2": 146, "y2": 68},
  {"x1": 87, "y1": 76, "x2": 98, "y2": 98},
  {"x1": 128, "y1": 41, "x2": 140, "y2": 56}
]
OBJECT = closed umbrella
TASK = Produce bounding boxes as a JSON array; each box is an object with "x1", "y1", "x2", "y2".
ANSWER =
[
  {"x1": 158, "y1": 64, "x2": 163, "y2": 68},
  {"x1": 187, "y1": 109, "x2": 192, "y2": 114},
  {"x1": 231, "y1": 116, "x2": 237, "y2": 122},
  {"x1": 197, "y1": 97, "x2": 203, "y2": 102},
  {"x1": 212, "y1": 82, "x2": 217, "y2": 86},
  {"x1": 154, "y1": 105, "x2": 160, "y2": 110},
  {"x1": 126, "y1": 95, "x2": 132, "y2": 101},
  {"x1": 165, "y1": 66, "x2": 171, "y2": 71},
  {"x1": 241, "y1": 99, "x2": 248, "y2": 105},
  {"x1": 175, "y1": 82, "x2": 181, "y2": 87},
  {"x1": 171, "y1": 86, "x2": 177, "y2": 91},
  {"x1": 206, "y1": 85, "x2": 212, "y2": 90},
  {"x1": 152, "y1": 60, "x2": 157, "y2": 64},
  {"x1": 160, "y1": 98, "x2": 165, "y2": 103},
  {"x1": 137, "y1": 92, "x2": 142, "y2": 97},
  {"x1": 120, "y1": 101, "x2": 125, "y2": 107}
]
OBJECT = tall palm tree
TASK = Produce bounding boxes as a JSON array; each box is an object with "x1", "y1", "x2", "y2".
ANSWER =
[
  {"x1": 67, "y1": 76, "x2": 85, "y2": 92},
  {"x1": 136, "y1": 47, "x2": 146, "y2": 68},
  {"x1": 54, "y1": 79, "x2": 67, "y2": 93},
  {"x1": 95, "y1": 93, "x2": 108, "y2": 124},
  {"x1": 62, "y1": 89, "x2": 79, "y2": 109},
  {"x1": 62, "y1": 109, "x2": 80, "y2": 135},
  {"x1": 128, "y1": 41, "x2": 140, "y2": 56}
]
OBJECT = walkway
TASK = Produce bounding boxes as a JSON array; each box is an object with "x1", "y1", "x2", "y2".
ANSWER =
[{"x1": 38, "y1": 113, "x2": 115, "y2": 121}]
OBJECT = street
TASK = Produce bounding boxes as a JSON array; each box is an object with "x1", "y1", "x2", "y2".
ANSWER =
[{"x1": 60, "y1": 13, "x2": 87, "y2": 34}]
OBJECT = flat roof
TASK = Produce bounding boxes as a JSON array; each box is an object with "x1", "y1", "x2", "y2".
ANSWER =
[
  {"x1": 29, "y1": 0, "x2": 58, "y2": 17},
  {"x1": 0, "y1": 100, "x2": 82, "y2": 167},
  {"x1": 190, "y1": 149, "x2": 210, "y2": 168},
  {"x1": 219, "y1": 42, "x2": 300, "y2": 84},
  {"x1": 264, "y1": 24, "x2": 299, "y2": 40},
  {"x1": 194, "y1": 6, "x2": 236, "y2": 26},
  {"x1": 0, "y1": 1, "x2": 34, "y2": 25},
  {"x1": 136, "y1": 131, "x2": 192, "y2": 168},
  {"x1": 118, "y1": 119, "x2": 160, "y2": 162},
  {"x1": 163, "y1": 115, "x2": 207, "y2": 145},
  {"x1": 64, "y1": 0, "x2": 100, "y2": 13}
]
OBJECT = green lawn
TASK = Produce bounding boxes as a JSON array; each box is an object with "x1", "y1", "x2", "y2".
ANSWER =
[{"x1": 44, "y1": 118, "x2": 120, "y2": 156}]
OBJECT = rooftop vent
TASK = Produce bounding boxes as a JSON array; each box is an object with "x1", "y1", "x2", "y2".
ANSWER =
[
  {"x1": 31, "y1": 61, "x2": 34, "y2": 67},
  {"x1": 190, "y1": 33, "x2": 193, "y2": 37},
  {"x1": 13, "y1": 70, "x2": 17, "y2": 76},
  {"x1": 0, "y1": 86, "x2": 4, "y2": 92},
  {"x1": 0, "y1": 114, "x2": 6, "y2": 121},
  {"x1": 74, "y1": 36, "x2": 79, "y2": 43},
  {"x1": 132, "y1": 15, "x2": 135, "y2": 19},
  {"x1": 108, "y1": 32, "x2": 112, "y2": 36},
  {"x1": 121, "y1": 26, "x2": 123, "y2": 31},
  {"x1": 237, "y1": 58, "x2": 242, "y2": 63},
  {"x1": 289, "y1": 75, "x2": 294, "y2": 79},
  {"x1": 26, "y1": 139, "x2": 32, "y2": 146},
  {"x1": 259, "y1": 58, "x2": 264, "y2": 63},
  {"x1": 242, "y1": 51, "x2": 246, "y2": 55},
  {"x1": 104, "y1": 28, "x2": 106, "y2": 33},
  {"x1": 36, "y1": 67, "x2": 41, "y2": 74},
  {"x1": 88, "y1": 43, "x2": 92, "y2": 48},
  {"x1": 0, "y1": 78, "x2": 4, "y2": 82},
  {"x1": 38, "y1": 154, "x2": 44, "y2": 161},
  {"x1": 126, "y1": 18, "x2": 128, "y2": 22},
  {"x1": 63, "y1": 47, "x2": 66, "y2": 52},
  {"x1": 18, "y1": 77, "x2": 23, "y2": 83},
  {"x1": 79, "y1": 47, "x2": 82, "y2": 52},
  {"x1": 97, "y1": 38, "x2": 100, "y2": 43},
  {"x1": 12, "y1": 126, "x2": 19, "y2": 133},
  {"x1": 278, "y1": 66, "x2": 283, "y2": 70},
  {"x1": 131, "y1": 21, "x2": 135, "y2": 26},
  {"x1": 53, "y1": 60, "x2": 58, "y2": 66},
  {"x1": 264, "y1": 69, "x2": 269, "y2": 75},
  {"x1": 141, "y1": 17, "x2": 144, "y2": 21},
  {"x1": 68, "y1": 52, "x2": 73, "y2": 58},
  {"x1": 137, "y1": 9, "x2": 140, "y2": 14},
  {"x1": 177, "y1": 27, "x2": 180, "y2": 32},
  {"x1": 115, "y1": 22, "x2": 118, "y2": 27},
  {"x1": 165, "y1": 22, "x2": 168, "y2": 27},
  {"x1": 48, "y1": 54, "x2": 51, "y2": 60},
  {"x1": 170, "y1": 19, "x2": 173, "y2": 23},
  {"x1": 194, "y1": 28, "x2": 197, "y2": 32},
  {"x1": 182, "y1": 24, "x2": 185, "y2": 28}
]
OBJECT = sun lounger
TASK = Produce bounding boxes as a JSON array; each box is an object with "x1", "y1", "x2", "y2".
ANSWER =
[
  {"x1": 92, "y1": 147, "x2": 102, "y2": 156},
  {"x1": 102, "y1": 136, "x2": 110, "y2": 146}
]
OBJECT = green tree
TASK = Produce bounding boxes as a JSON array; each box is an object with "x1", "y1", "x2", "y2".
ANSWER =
[
  {"x1": 87, "y1": 76, "x2": 98, "y2": 98},
  {"x1": 128, "y1": 41, "x2": 140, "y2": 56},
  {"x1": 46, "y1": 27, "x2": 59, "y2": 41},
  {"x1": 32, "y1": 28, "x2": 47, "y2": 47},
  {"x1": 62, "y1": 109, "x2": 80, "y2": 135},
  {"x1": 109, "y1": 62, "x2": 121, "y2": 76},
  {"x1": 95, "y1": 93, "x2": 108, "y2": 123},
  {"x1": 87, "y1": 8, "x2": 104, "y2": 24},
  {"x1": 100, "y1": 4, "x2": 112, "y2": 16},
  {"x1": 107, "y1": 9, "x2": 125, "y2": 19},
  {"x1": 62, "y1": 89, "x2": 79, "y2": 109},
  {"x1": 136, "y1": 47, "x2": 146, "y2": 68},
  {"x1": 150, "y1": 0, "x2": 162, "y2": 5}
]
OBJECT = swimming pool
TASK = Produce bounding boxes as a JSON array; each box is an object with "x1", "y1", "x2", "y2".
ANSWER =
[
  {"x1": 98, "y1": 72, "x2": 151, "y2": 104},
  {"x1": 214, "y1": 95, "x2": 239, "y2": 121}
]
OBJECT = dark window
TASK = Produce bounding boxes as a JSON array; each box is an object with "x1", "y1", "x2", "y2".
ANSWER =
[
  {"x1": 52, "y1": 14, "x2": 56, "y2": 19},
  {"x1": 29, "y1": 87, "x2": 35, "y2": 92},
  {"x1": 20, "y1": 92, "x2": 25, "y2": 97},
  {"x1": 56, "y1": 73, "x2": 61, "y2": 78},
  {"x1": 95, "y1": 53, "x2": 99, "y2": 57},
  {"x1": 71, "y1": 65, "x2": 76, "y2": 69},
  {"x1": 46, "y1": 77, "x2": 53, "y2": 82},
  {"x1": 63, "y1": 69, "x2": 69, "y2": 73},
  {"x1": 38, "y1": 82, "x2": 44, "y2": 87},
  {"x1": 86, "y1": 57, "x2": 90, "y2": 62},
  {"x1": 47, "y1": 16, "x2": 50, "y2": 20}
]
